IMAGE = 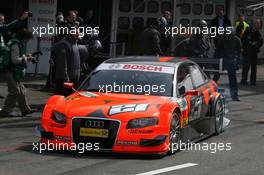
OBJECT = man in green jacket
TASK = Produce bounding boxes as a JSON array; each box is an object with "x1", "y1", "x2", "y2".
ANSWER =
[{"x1": 0, "y1": 29, "x2": 36, "y2": 117}]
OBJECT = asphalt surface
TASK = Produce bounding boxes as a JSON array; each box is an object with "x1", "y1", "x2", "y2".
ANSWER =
[{"x1": 0, "y1": 67, "x2": 264, "y2": 175}]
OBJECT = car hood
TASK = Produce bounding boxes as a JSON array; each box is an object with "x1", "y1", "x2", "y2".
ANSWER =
[{"x1": 52, "y1": 91, "x2": 171, "y2": 118}]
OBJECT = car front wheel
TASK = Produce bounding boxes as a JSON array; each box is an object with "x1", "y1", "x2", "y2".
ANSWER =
[
  {"x1": 213, "y1": 96, "x2": 225, "y2": 135},
  {"x1": 168, "y1": 111, "x2": 181, "y2": 155}
]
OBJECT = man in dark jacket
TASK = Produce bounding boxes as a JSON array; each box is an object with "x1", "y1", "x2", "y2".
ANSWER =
[
  {"x1": 189, "y1": 20, "x2": 211, "y2": 58},
  {"x1": 215, "y1": 29, "x2": 241, "y2": 101},
  {"x1": 240, "y1": 19, "x2": 263, "y2": 86},
  {"x1": 210, "y1": 8, "x2": 231, "y2": 82},
  {"x1": 141, "y1": 20, "x2": 164, "y2": 56},
  {"x1": 52, "y1": 29, "x2": 81, "y2": 95},
  {"x1": 210, "y1": 8, "x2": 231, "y2": 46}
]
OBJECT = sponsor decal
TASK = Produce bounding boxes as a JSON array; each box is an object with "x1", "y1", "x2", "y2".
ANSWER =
[
  {"x1": 170, "y1": 97, "x2": 188, "y2": 111},
  {"x1": 128, "y1": 129, "x2": 154, "y2": 134},
  {"x1": 79, "y1": 128, "x2": 109, "y2": 138},
  {"x1": 109, "y1": 104, "x2": 148, "y2": 115},
  {"x1": 37, "y1": 17, "x2": 54, "y2": 23},
  {"x1": 38, "y1": 9, "x2": 54, "y2": 15},
  {"x1": 65, "y1": 97, "x2": 80, "y2": 101},
  {"x1": 79, "y1": 92, "x2": 98, "y2": 98},
  {"x1": 116, "y1": 140, "x2": 138, "y2": 146},
  {"x1": 96, "y1": 63, "x2": 174, "y2": 74},
  {"x1": 181, "y1": 118, "x2": 188, "y2": 127},
  {"x1": 54, "y1": 135, "x2": 70, "y2": 142}
]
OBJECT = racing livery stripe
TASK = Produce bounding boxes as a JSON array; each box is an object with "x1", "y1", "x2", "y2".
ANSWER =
[
  {"x1": 201, "y1": 85, "x2": 210, "y2": 105},
  {"x1": 159, "y1": 57, "x2": 174, "y2": 62},
  {"x1": 208, "y1": 82, "x2": 218, "y2": 97},
  {"x1": 87, "y1": 109, "x2": 106, "y2": 118},
  {"x1": 211, "y1": 80, "x2": 219, "y2": 88}
]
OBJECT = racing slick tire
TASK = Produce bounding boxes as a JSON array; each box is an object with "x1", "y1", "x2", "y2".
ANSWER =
[
  {"x1": 167, "y1": 111, "x2": 181, "y2": 155},
  {"x1": 213, "y1": 96, "x2": 225, "y2": 135}
]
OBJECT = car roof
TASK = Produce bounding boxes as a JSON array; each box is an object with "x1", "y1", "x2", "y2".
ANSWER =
[{"x1": 104, "y1": 56, "x2": 189, "y2": 67}]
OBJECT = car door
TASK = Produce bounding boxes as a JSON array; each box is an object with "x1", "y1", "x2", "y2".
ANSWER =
[
  {"x1": 189, "y1": 64, "x2": 209, "y2": 118},
  {"x1": 176, "y1": 63, "x2": 201, "y2": 123}
]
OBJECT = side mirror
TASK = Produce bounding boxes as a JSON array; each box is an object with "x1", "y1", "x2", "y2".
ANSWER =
[
  {"x1": 185, "y1": 89, "x2": 199, "y2": 96},
  {"x1": 63, "y1": 82, "x2": 74, "y2": 89}
]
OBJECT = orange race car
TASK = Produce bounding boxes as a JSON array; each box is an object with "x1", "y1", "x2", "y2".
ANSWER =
[{"x1": 38, "y1": 56, "x2": 226, "y2": 155}]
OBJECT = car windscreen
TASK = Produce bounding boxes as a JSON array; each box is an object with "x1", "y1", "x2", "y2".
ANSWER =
[{"x1": 80, "y1": 69, "x2": 174, "y2": 97}]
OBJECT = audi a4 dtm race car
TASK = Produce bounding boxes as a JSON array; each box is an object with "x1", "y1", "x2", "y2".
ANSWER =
[{"x1": 39, "y1": 56, "x2": 226, "y2": 155}]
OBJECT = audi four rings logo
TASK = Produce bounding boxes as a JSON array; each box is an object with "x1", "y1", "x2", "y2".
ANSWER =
[{"x1": 85, "y1": 120, "x2": 104, "y2": 128}]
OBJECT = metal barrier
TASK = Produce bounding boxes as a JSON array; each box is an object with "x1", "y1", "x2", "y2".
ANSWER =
[{"x1": 188, "y1": 58, "x2": 224, "y2": 73}]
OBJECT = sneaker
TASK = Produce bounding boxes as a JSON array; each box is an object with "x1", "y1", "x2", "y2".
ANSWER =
[{"x1": 21, "y1": 109, "x2": 37, "y2": 117}]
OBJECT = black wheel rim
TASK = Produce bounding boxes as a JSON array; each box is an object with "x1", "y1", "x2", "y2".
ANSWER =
[
  {"x1": 170, "y1": 114, "x2": 180, "y2": 146},
  {"x1": 215, "y1": 98, "x2": 224, "y2": 131}
]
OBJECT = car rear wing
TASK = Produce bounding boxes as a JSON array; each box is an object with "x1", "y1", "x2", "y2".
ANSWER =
[{"x1": 188, "y1": 58, "x2": 224, "y2": 73}]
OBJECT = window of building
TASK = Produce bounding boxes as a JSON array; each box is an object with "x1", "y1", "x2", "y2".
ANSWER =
[
  {"x1": 255, "y1": 8, "x2": 263, "y2": 16},
  {"x1": 148, "y1": 0, "x2": 159, "y2": 13},
  {"x1": 118, "y1": 17, "x2": 130, "y2": 29},
  {"x1": 205, "y1": 19, "x2": 211, "y2": 26},
  {"x1": 180, "y1": 19, "x2": 190, "y2": 27},
  {"x1": 192, "y1": 19, "x2": 201, "y2": 27},
  {"x1": 134, "y1": 0, "x2": 145, "y2": 13},
  {"x1": 193, "y1": 3, "x2": 202, "y2": 15},
  {"x1": 161, "y1": 1, "x2": 172, "y2": 12},
  {"x1": 180, "y1": 3, "x2": 191, "y2": 15},
  {"x1": 146, "y1": 18, "x2": 157, "y2": 26},
  {"x1": 119, "y1": 0, "x2": 131, "y2": 12},
  {"x1": 204, "y1": 4, "x2": 214, "y2": 15},
  {"x1": 246, "y1": 9, "x2": 254, "y2": 16},
  {"x1": 133, "y1": 17, "x2": 144, "y2": 30}
]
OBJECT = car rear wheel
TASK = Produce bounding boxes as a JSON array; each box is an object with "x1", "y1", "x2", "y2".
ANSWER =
[
  {"x1": 168, "y1": 111, "x2": 181, "y2": 155},
  {"x1": 214, "y1": 96, "x2": 225, "y2": 135}
]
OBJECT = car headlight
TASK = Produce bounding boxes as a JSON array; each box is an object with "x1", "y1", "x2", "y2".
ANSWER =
[
  {"x1": 51, "y1": 111, "x2": 67, "y2": 125},
  {"x1": 127, "y1": 117, "x2": 158, "y2": 129}
]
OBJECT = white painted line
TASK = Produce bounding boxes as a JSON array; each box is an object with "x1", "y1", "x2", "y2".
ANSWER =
[{"x1": 135, "y1": 163, "x2": 198, "y2": 175}]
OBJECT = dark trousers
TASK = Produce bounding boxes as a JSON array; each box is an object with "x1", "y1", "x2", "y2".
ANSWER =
[
  {"x1": 224, "y1": 60, "x2": 238, "y2": 99},
  {"x1": 241, "y1": 54, "x2": 257, "y2": 85}
]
